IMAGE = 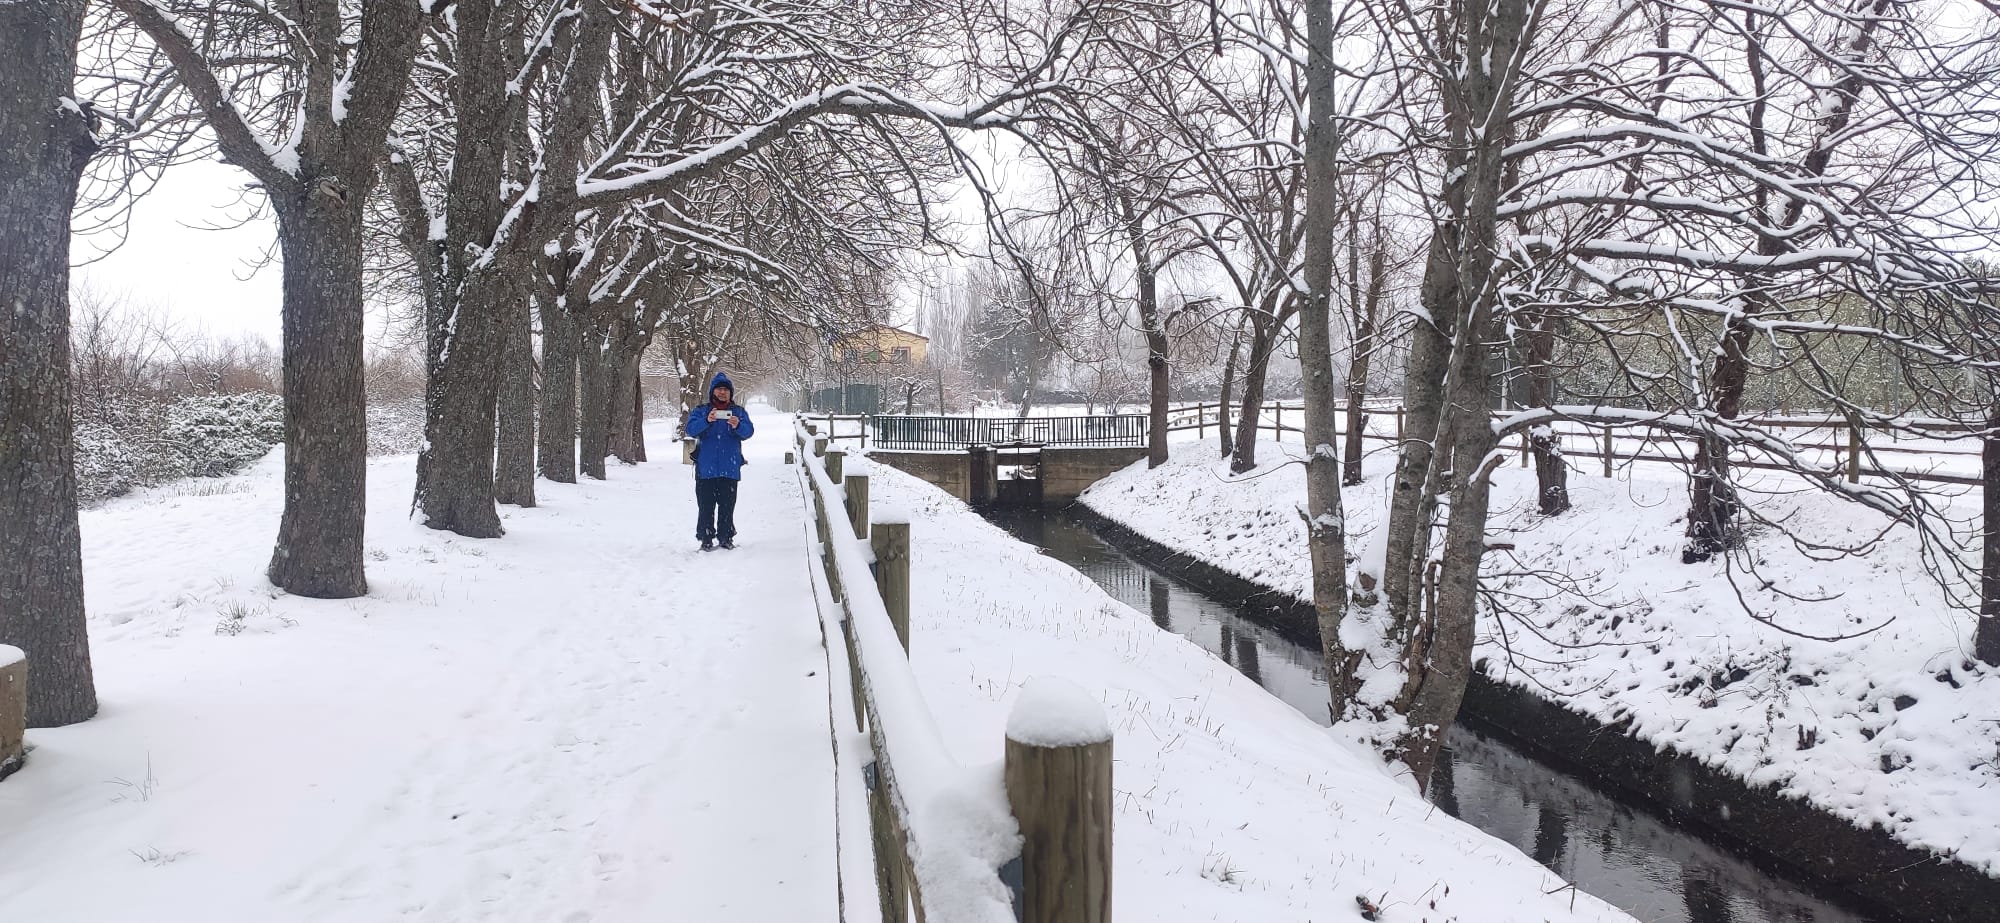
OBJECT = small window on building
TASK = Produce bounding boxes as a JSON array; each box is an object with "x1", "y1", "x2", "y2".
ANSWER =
[{"x1": 892, "y1": 347, "x2": 911, "y2": 363}]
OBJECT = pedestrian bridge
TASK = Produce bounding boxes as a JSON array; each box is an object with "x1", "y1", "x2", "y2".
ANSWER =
[{"x1": 835, "y1": 414, "x2": 1152, "y2": 508}]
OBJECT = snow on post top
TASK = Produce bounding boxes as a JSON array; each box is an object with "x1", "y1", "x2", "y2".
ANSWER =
[
  {"x1": 842, "y1": 455, "x2": 872, "y2": 478},
  {"x1": 0, "y1": 645, "x2": 22, "y2": 669},
  {"x1": 1005, "y1": 676, "x2": 1110, "y2": 747},
  {"x1": 874, "y1": 503, "x2": 912, "y2": 526}
]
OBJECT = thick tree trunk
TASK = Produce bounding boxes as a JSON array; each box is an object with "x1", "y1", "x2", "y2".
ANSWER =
[
  {"x1": 608, "y1": 338, "x2": 640, "y2": 464},
  {"x1": 495, "y1": 290, "x2": 536, "y2": 507},
  {"x1": 416, "y1": 268, "x2": 510, "y2": 537},
  {"x1": 0, "y1": 0, "x2": 98, "y2": 726},
  {"x1": 579, "y1": 326, "x2": 612, "y2": 480},
  {"x1": 1230, "y1": 317, "x2": 1279, "y2": 473},
  {"x1": 536, "y1": 298, "x2": 578, "y2": 483},
  {"x1": 1523, "y1": 311, "x2": 1568, "y2": 515},
  {"x1": 268, "y1": 206, "x2": 373, "y2": 595},
  {"x1": 1301, "y1": 0, "x2": 1352, "y2": 739}
]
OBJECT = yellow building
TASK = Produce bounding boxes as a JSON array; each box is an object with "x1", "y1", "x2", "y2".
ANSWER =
[{"x1": 834, "y1": 324, "x2": 929, "y2": 367}]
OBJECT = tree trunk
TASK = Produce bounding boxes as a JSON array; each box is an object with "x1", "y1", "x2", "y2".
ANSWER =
[
  {"x1": 630, "y1": 372, "x2": 648, "y2": 463},
  {"x1": 1301, "y1": 0, "x2": 1352, "y2": 737},
  {"x1": 267, "y1": 206, "x2": 373, "y2": 595},
  {"x1": 1120, "y1": 204, "x2": 1171, "y2": 469},
  {"x1": 1380, "y1": 230, "x2": 1458, "y2": 623},
  {"x1": 1523, "y1": 310, "x2": 1568, "y2": 515},
  {"x1": 0, "y1": 0, "x2": 98, "y2": 726},
  {"x1": 1218, "y1": 319, "x2": 1244, "y2": 460},
  {"x1": 1230, "y1": 316, "x2": 1279, "y2": 473},
  {"x1": 1342, "y1": 228, "x2": 1385, "y2": 487},
  {"x1": 416, "y1": 267, "x2": 510, "y2": 537},
  {"x1": 536, "y1": 296, "x2": 578, "y2": 483},
  {"x1": 1685, "y1": 311, "x2": 1754, "y2": 561},
  {"x1": 579, "y1": 326, "x2": 611, "y2": 479},
  {"x1": 1981, "y1": 410, "x2": 2000, "y2": 666},
  {"x1": 608, "y1": 336, "x2": 640, "y2": 465},
  {"x1": 494, "y1": 289, "x2": 536, "y2": 507}
]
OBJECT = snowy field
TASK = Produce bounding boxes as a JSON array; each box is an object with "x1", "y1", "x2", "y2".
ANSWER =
[
  {"x1": 1079, "y1": 438, "x2": 2000, "y2": 876},
  {"x1": 0, "y1": 422, "x2": 838, "y2": 921},
  {"x1": 869, "y1": 463, "x2": 1634, "y2": 922}
]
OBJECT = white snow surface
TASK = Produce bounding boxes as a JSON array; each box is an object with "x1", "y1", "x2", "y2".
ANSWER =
[
  {"x1": 0, "y1": 645, "x2": 22, "y2": 669},
  {"x1": 1004, "y1": 676, "x2": 1111, "y2": 747},
  {"x1": 1079, "y1": 439, "x2": 2000, "y2": 876},
  {"x1": 0, "y1": 423, "x2": 838, "y2": 920},
  {"x1": 868, "y1": 463, "x2": 1633, "y2": 922}
]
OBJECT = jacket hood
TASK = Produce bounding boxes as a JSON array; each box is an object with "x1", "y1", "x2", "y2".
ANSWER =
[{"x1": 709, "y1": 372, "x2": 734, "y2": 393}]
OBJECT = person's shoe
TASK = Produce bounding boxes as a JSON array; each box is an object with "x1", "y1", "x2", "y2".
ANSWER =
[
  {"x1": 719, "y1": 538, "x2": 735, "y2": 550},
  {"x1": 700, "y1": 540, "x2": 715, "y2": 552}
]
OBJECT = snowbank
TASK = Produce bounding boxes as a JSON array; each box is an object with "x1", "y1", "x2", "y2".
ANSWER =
[
  {"x1": 1078, "y1": 440, "x2": 2000, "y2": 876},
  {"x1": 869, "y1": 463, "x2": 1633, "y2": 922}
]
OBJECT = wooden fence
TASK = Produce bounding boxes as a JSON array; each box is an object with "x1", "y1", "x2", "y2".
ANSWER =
[
  {"x1": 793, "y1": 419, "x2": 1114, "y2": 923},
  {"x1": 1161, "y1": 401, "x2": 1985, "y2": 488}
]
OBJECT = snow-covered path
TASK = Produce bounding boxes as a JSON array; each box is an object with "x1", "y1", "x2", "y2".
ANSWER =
[{"x1": 0, "y1": 422, "x2": 835, "y2": 921}]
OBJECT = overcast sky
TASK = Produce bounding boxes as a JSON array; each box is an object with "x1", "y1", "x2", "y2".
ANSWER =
[{"x1": 74, "y1": 159, "x2": 285, "y2": 346}]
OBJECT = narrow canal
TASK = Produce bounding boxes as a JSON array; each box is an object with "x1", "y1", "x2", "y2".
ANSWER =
[{"x1": 985, "y1": 506, "x2": 1875, "y2": 923}]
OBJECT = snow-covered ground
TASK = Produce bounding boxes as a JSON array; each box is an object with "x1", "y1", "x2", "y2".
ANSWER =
[
  {"x1": 1078, "y1": 438, "x2": 2000, "y2": 876},
  {"x1": 0, "y1": 422, "x2": 838, "y2": 921},
  {"x1": 869, "y1": 462, "x2": 1635, "y2": 922}
]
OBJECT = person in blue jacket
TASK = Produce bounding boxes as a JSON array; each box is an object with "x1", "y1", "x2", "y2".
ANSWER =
[{"x1": 684, "y1": 371, "x2": 754, "y2": 550}]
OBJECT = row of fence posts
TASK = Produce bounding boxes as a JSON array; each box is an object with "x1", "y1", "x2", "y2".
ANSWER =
[
  {"x1": 1185, "y1": 404, "x2": 1871, "y2": 485},
  {"x1": 797, "y1": 420, "x2": 1113, "y2": 923}
]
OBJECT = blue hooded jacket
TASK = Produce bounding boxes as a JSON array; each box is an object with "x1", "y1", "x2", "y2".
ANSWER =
[{"x1": 685, "y1": 371, "x2": 754, "y2": 480}]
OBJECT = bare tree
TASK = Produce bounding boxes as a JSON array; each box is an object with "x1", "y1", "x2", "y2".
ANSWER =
[{"x1": 111, "y1": 0, "x2": 432, "y2": 596}]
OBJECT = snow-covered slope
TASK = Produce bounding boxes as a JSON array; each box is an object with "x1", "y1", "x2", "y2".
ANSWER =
[
  {"x1": 1079, "y1": 440, "x2": 2000, "y2": 876},
  {"x1": 870, "y1": 463, "x2": 1635, "y2": 922}
]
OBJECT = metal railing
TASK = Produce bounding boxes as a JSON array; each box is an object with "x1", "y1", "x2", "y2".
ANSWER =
[{"x1": 871, "y1": 414, "x2": 1148, "y2": 451}]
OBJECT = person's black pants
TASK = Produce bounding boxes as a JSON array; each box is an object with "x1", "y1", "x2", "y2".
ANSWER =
[{"x1": 695, "y1": 477, "x2": 739, "y2": 542}]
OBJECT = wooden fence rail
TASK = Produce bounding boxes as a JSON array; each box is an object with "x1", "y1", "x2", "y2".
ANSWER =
[
  {"x1": 1156, "y1": 401, "x2": 1986, "y2": 488},
  {"x1": 795, "y1": 419, "x2": 1113, "y2": 923}
]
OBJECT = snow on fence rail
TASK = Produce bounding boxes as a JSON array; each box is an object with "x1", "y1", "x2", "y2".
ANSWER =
[{"x1": 793, "y1": 418, "x2": 1114, "y2": 923}]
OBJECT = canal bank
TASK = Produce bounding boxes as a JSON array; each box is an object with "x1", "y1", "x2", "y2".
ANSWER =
[{"x1": 1019, "y1": 502, "x2": 1993, "y2": 923}]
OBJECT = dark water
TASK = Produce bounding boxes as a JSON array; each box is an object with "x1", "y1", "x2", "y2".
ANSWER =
[{"x1": 986, "y1": 507, "x2": 1873, "y2": 923}]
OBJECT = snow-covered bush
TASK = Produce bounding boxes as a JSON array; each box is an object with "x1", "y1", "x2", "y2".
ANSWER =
[
  {"x1": 367, "y1": 399, "x2": 426, "y2": 456},
  {"x1": 74, "y1": 418, "x2": 139, "y2": 505},
  {"x1": 72, "y1": 391, "x2": 285, "y2": 505},
  {"x1": 153, "y1": 392, "x2": 285, "y2": 478}
]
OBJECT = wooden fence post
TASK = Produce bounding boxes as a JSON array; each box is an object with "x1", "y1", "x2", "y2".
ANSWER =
[
  {"x1": 846, "y1": 473, "x2": 870, "y2": 540},
  {"x1": 785, "y1": 450, "x2": 796, "y2": 465},
  {"x1": 1520, "y1": 432, "x2": 1530, "y2": 467},
  {"x1": 815, "y1": 436, "x2": 829, "y2": 458},
  {"x1": 1, "y1": 645, "x2": 25, "y2": 782},
  {"x1": 872, "y1": 520, "x2": 911, "y2": 651},
  {"x1": 1394, "y1": 407, "x2": 1404, "y2": 443},
  {"x1": 1005, "y1": 678, "x2": 1113, "y2": 923},
  {"x1": 828, "y1": 448, "x2": 846, "y2": 482},
  {"x1": 1273, "y1": 403, "x2": 1283, "y2": 442},
  {"x1": 1847, "y1": 423, "x2": 1862, "y2": 484},
  {"x1": 1602, "y1": 429, "x2": 1614, "y2": 478}
]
